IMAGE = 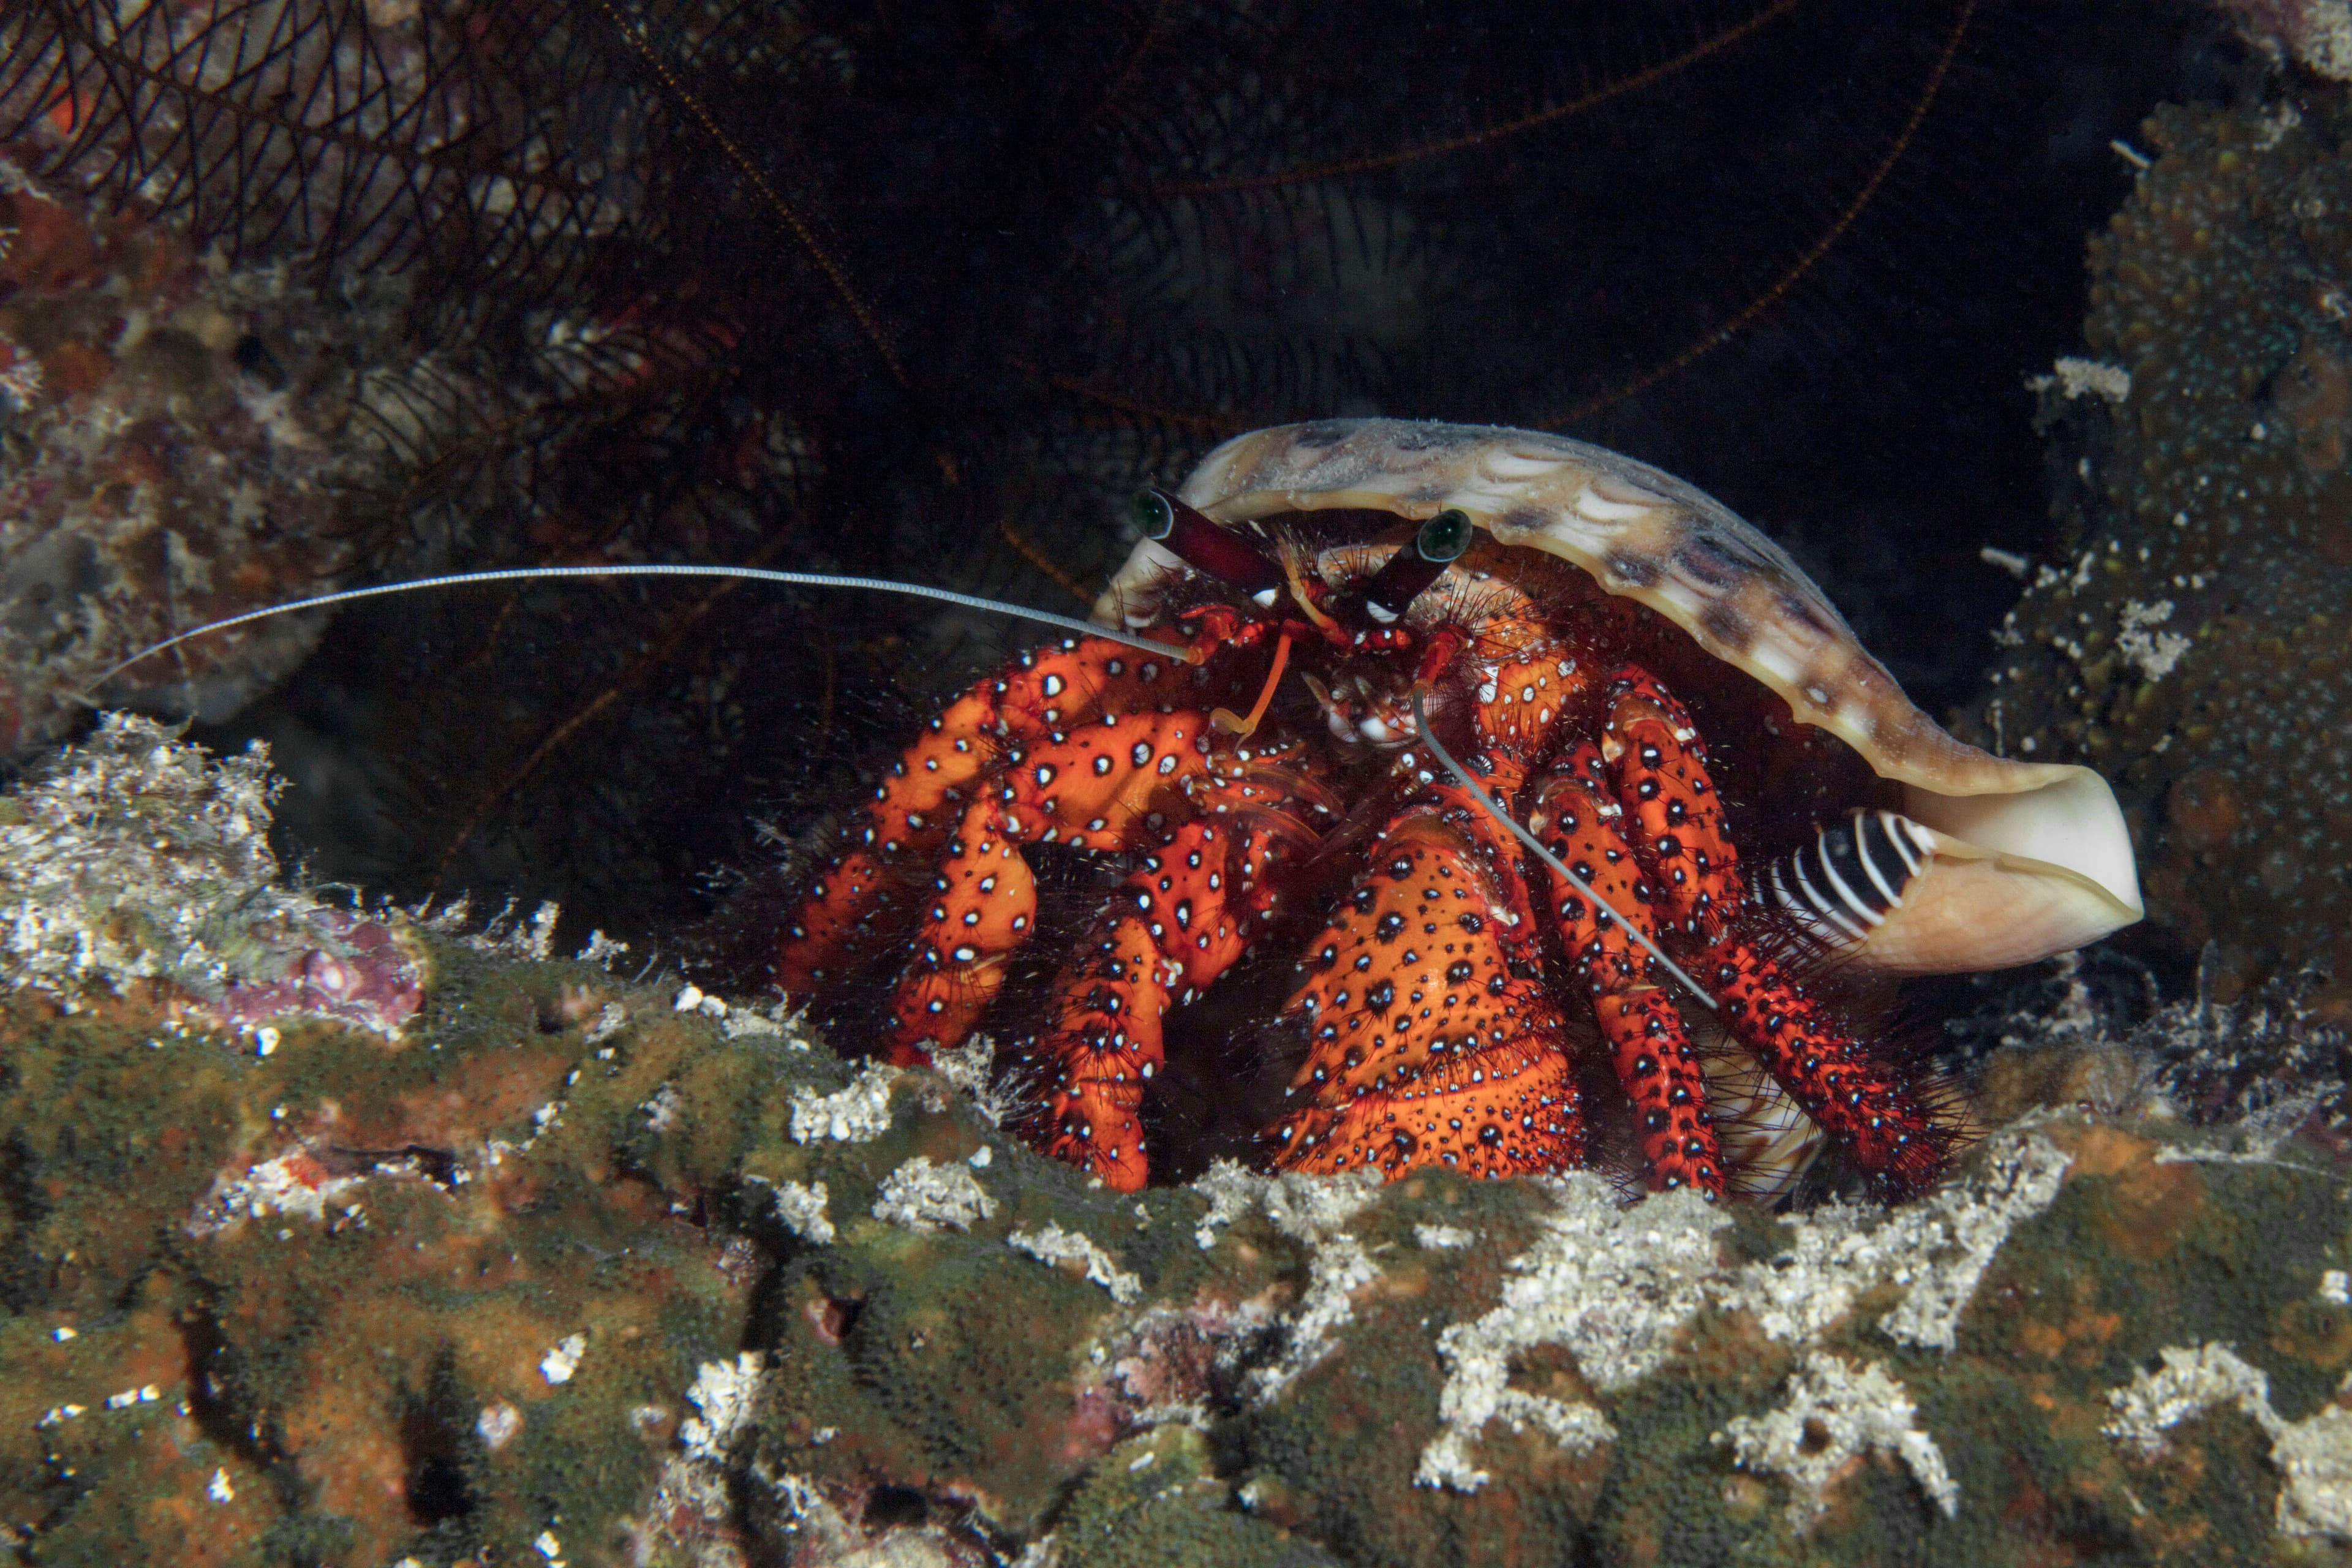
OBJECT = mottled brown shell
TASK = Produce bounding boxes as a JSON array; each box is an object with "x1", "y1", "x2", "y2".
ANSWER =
[{"x1": 1098, "y1": 420, "x2": 2142, "y2": 973}]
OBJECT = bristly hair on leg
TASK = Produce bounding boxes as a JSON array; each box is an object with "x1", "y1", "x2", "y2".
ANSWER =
[{"x1": 1726, "y1": 896, "x2": 1978, "y2": 1205}]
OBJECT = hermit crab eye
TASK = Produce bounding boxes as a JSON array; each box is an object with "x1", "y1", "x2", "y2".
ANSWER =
[
  {"x1": 1359, "y1": 508, "x2": 1473, "y2": 625},
  {"x1": 1132, "y1": 486, "x2": 1286, "y2": 608}
]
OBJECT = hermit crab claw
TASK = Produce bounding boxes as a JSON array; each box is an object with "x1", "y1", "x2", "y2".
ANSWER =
[{"x1": 1096, "y1": 419, "x2": 2141, "y2": 975}]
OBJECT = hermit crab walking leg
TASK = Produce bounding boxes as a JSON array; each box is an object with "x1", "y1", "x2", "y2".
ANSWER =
[
  {"x1": 867, "y1": 660, "x2": 1240, "y2": 1060},
  {"x1": 1598, "y1": 668, "x2": 1946, "y2": 1191},
  {"x1": 1406, "y1": 689, "x2": 1716, "y2": 1009},
  {"x1": 773, "y1": 631, "x2": 1241, "y2": 1002},
  {"x1": 1034, "y1": 788, "x2": 1328, "y2": 1190},
  {"x1": 1529, "y1": 742, "x2": 1726, "y2": 1194}
]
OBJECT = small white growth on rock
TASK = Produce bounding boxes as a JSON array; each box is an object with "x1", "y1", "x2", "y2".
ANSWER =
[
  {"x1": 2029, "y1": 356, "x2": 2131, "y2": 404},
  {"x1": 1717, "y1": 1351, "x2": 1959, "y2": 1524},
  {"x1": 461, "y1": 897, "x2": 564, "y2": 960},
  {"x1": 1414, "y1": 1223, "x2": 1475, "y2": 1250},
  {"x1": 641, "y1": 1085, "x2": 684, "y2": 1134},
  {"x1": 581, "y1": 1002, "x2": 628, "y2": 1047},
  {"x1": 789, "y1": 1064, "x2": 902, "y2": 1144},
  {"x1": 2277, "y1": 1395, "x2": 2352, "y2": 1539},
  {"x1": 671, "y1": 982, "x2": 728, "y2": 1019},
  {"x1": 2101, "y1": 1343, "x2": 2352, "y2": 1538},
  {"x1": 1721, "y1": 1200, "x2": 1884, "y2": 1345},
  {"x1": 1181, "y1": 1164, "x2": 1387, "y2": 1401},
  {"x1": 771, "y1": 1469, "x2": 829, "y2": 1525},
  {"x1": 1192, "y1": 1158, "x2": 1268, "y2": 1249},
  {"x1": 540, "y1": 1333, "x2": 586, "y2": 1385},
  {"x1": 1009, "y1": 1223, "x2": 1142, "y2": 1303},
  {"x1": 1261, "y1": 1167, "x2": 1385, "y2": 1245},
  {"x1": 1417, "y1": 1175, "x2": 1717, "y2": 1491},
  {"x1": 2116, "y1": 599, "x2": 2192, "y2": 682},
  {"x1": 872, "y1": 1155, "x2": 997, "y2": 1232},
  {"x1": 574, "y1": 929, "x2": 630, "y2": 967},
  {"x1": 104, "y1": 1385, "x2": 159, "y2": 1410},
  {"x1": 0, "y1": 715, "x2": 318, "y2": 1000},
  {"x1": 1873, "y1": 1132, "x2": 2072, "y2": 1351},
  {"x1": 768, "y1": 1178, "x2": 834, "y2": 1245},
  {"x1": 190, "y1": 1148, "x2": 364, "y2": 1234},
  {"x1": 720, "y1": 1007, "x2": 783, "y2": 1039},
  {"x1": 930, "y1": 1033, "x2": 1019, "y2": 1125},
  {"x1": 2104, "y1": 1342, "x2": 2280, "y2": 1457},
  {"x1": 1251, "y1": 1233, "x2": 1380, "y2": 1403},
  {"x1": 476, "y1": 1401, "x2": 522, "y2": 1451},
  {"x1": 207, "y1": 1468, "x2": 234, "y2": 1503},
  {"x1": 2291, "y1": 0, "x2": 2352, "y2": 80},
  {"x1": 518, "y1": 901, "x2": 559, "y2": 961},
  {"x1": 679, "y1": 1351, "x2": 766, "y2": 1463},
  {"x1": 2323, "y1": 1270, "x2": 2350, "y2": 1306}
]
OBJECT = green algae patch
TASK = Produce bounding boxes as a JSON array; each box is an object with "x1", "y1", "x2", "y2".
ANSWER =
[{"x1": 1054, "y1": 1427, "x2": 1343, "y2": 1568}]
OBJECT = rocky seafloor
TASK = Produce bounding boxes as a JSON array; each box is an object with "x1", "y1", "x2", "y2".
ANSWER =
[{"x1": 1, "y1": 717, "x2": 2350, "y2": 1568}]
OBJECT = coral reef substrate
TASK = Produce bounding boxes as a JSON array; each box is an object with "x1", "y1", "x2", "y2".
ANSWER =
[
  {"x1": 0, "y1": 160, "x2": 419, "y2": 753},
  {"x1": 1962, "y1": 91, "x2": 2352, "y2": 979},
  {"x1": 4, "y1": 723, "x2": 2352, "y2": 1564}
]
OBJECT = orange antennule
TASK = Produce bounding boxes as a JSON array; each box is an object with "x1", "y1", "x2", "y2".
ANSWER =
[{"x1": 1212, "y1": 630, "x2": 1295, "y2": 737}]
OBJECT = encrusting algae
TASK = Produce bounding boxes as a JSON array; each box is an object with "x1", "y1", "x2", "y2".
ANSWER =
[{"x1": 0, "y1": 720, "x2": 2350, "y2": 1566}]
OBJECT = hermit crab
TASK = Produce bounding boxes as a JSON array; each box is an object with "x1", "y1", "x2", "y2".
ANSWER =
[
  {"x1": 774, "y1": 420, "x2": 2143, "y2": 1199},
  {"x1": 102, "y1": 420, "x2": 2143, "y2": 1200}
]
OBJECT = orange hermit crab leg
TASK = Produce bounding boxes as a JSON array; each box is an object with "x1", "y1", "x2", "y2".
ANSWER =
[
  {"x1": 1600, "y1": 665, "x2": 1945, "y2": 1194},
  {"x1": 1600, "y1": 667, "x2": 1741, "y2": 943},
  {"x1": 1529, "y1": 744, "x2": 1725, "y2": 1194},
  {"x1": 881, "y1": 696, "x2": 1229, "y2": 1058},
  {"x1": 777, "y1": 635, "x2": 1212, "y2": 1001},
  {"x1": 1033, "y1": 791, "x2": 1324, "y2": 1189}
]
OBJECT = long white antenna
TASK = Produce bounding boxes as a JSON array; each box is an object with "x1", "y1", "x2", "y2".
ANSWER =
[
  {"x1": 1409, "y1": 689, "x2": 1716, "y2": 1011},
  {"x1": 81, "y1": 563, "x2": 1186, "y2": 696}
]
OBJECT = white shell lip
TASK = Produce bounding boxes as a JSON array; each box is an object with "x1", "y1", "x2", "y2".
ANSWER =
[{"x1": 1096, "y1": 418, "x2": 2143, "y2": 973}]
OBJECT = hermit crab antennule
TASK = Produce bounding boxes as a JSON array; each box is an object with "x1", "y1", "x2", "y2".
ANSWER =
[
  {"x1": 1408, "y1": 688, "x2": 1719, "y2": 1012},
  {"x1": 1131, "y1": 487, "x2": 1287, "y2": 609},
  {"x1": 75, "y1": 563, "x2": 1185, "y2": 699},
  {"x1": 1357, "y1": 509, "x2": 1472, "y2": 625}
]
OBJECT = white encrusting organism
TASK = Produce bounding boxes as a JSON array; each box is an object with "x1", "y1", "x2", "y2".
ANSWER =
[
  {"x1": 870, "y1": 1155, "x2": 997, "y2": 1232},
  {"x1": 2102, "y1": 1342, "x2": 2352, "y2": 1539},
  {"x1": 1717, "y1": 1352, "x2": 1958, "y2": 1523},
  {"x1": 788, "y1": 1063, "x2": 903, "y2": 1144},
  {"x1": 1008, "y1": 1223, "x2": 1142, "y2": 1303}
]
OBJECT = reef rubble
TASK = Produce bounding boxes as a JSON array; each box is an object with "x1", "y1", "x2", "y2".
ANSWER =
[{"x1": 5, "y1": 722, "x2": 2352, "y2": 1567}]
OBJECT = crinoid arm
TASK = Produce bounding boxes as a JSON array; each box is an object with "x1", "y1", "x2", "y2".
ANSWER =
[{"x1": 1267, "y1": 791, "x2": 1587, "y2": 1180}]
